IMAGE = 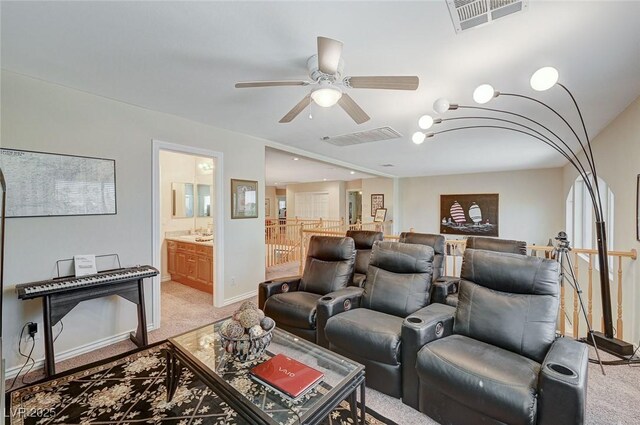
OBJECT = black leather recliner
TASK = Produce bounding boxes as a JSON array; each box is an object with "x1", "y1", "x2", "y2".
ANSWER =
[
  {"x1": 345, "y1": 230, "x2": 383, "y2": 287},
  {"x1": 398, "y1": 232, "x2": 445, "y2": 280},
  {"x1": 443, "y1": 236, "x2": 528, "y2": 307},
  {"x1": 258, "y1": 235, "x2": 355, "y2": 343},
  {"x1": 401, "y1": 249, "x2": 588, "y2": 425},
  {"x1": 317, "y1": 241, "x2": 434, "y2": 398}
]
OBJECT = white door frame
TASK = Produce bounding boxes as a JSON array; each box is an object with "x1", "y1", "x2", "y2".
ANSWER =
[{"x1": 151, "y1": 140, "x2": 225, "y2": 329}]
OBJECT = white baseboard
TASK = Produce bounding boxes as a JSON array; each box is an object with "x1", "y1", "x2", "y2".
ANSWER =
[
  {"x1": 5, "y1": 323, "x2": 155, "y2": 379},
  {"x1": 223, "y1": 290, "x2": 257, "y2": 306},
  {"x1": 161, "y1": 274, "x2": 171, "y2": 282}
]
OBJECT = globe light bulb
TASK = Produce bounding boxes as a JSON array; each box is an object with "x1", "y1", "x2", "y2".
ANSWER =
[
  {"x1": 530, "y1": 67, "x2": 559, "y2": 91},
  {"x1": 433, "y1": 98, "x2": 451, "y2": 114},
  {"x1": 310, "y1": 87, "x2": 343, "y2": 107},
  {"x1": 418, "y1": 115, "x2": 434, "y2": 130},
  {"x1": 473, "y1": 84, "x2": 496, "y2": 104},
  {"x1": 412, "y1": 132, "x2": 426, "y2": 145}
]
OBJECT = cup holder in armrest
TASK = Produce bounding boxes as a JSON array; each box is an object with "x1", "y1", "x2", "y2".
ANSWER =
[
  {"x1": 320, "y1": 296, "x2": 333, "y2": 302},
  {"x1": 407, "y1": 317, "x2": 423, "y2": 324},
  {"x1": 546, "y1": 363, "x2": 577, "y2": 377}
]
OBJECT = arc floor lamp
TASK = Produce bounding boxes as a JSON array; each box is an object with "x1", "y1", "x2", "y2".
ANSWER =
[{"x1": 414, "y1": 67, "x2": 632, "y2": 357}]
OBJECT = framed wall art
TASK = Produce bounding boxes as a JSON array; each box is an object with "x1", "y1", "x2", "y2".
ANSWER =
[
  {"x1": 373, "y1": 208, "x2": 387, "y2": 223},
  {"x1": 371, "y1": 194, "x2": 384, "y2": 217},
  {"x1": 440, "y1": 193, "x2": 499, "y2": 237},
  {"x1": 0, "y1": 148, "x2": 116, "y2": 217},
  {"x1": 231, "y1": 179, "x2": 258, "y2": 219}
]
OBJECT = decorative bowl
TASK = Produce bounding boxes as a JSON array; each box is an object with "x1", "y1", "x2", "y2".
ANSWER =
[{"x1": 219, "y1": 326, "x2": 274, "y2": 362}]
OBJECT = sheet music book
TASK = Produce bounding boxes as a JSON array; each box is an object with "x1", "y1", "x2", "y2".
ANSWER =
[
  {"x1": 74, "y1": 255, "x2": 97, "y2": 277},
  {"x1": 250, "y1": 354, "x2": 324, "y2": 401}
]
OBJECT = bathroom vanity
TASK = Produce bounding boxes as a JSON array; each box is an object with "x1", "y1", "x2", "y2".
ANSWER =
[{"x1": 167, "y1": 236, "x2": 214, "y2": 294}]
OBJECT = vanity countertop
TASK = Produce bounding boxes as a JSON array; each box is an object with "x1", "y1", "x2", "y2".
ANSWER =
[{"x1": 166, "y1": 235, "x2": 214, "y2": 246}]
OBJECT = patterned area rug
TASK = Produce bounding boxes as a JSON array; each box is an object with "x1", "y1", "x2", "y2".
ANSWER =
[{"x1": 7, "y1": 342, "x2": 397, "y2": 425}]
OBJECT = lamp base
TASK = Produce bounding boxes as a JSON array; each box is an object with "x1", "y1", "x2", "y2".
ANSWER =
[{"x1": 585, "y1": 331, "x2": 634, "y2": 358}]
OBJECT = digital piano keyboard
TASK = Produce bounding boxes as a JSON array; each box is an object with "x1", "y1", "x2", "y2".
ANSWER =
[
  {"x1": 15, "y1": 264, "x2": 158, "y2": 377},
  {"x1": 16, "y1": 265, "x2": 159, "y2": 300}
]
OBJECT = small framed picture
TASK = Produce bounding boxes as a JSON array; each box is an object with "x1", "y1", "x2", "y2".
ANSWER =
[
  {"x1": 373, "y1": 208, "x2": 387, "y2": 222},
  {"x1": 231, "y1": 179, "x2": 258, "y2": 219},
  {"x1": 637, "y1": 175, "x2": 640, "y2": 241},
  {"x1": 371, "y1": 194, "x2": 384, "y2": 217}
]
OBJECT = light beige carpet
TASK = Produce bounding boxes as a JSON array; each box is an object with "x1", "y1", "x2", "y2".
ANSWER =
[{"x1": 8, "y1": 280, "x2": 640, "y2": 424}]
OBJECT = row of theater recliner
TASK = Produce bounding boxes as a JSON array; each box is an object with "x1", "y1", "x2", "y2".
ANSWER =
[{"x1": 258, "y1": 231, "x2": 588, "y2": 425}]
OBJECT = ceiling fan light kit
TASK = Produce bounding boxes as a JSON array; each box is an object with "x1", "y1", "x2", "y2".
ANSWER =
[
  {"x1": 310, "y1": 85, "x2": 342, "y2": 108},
  {"x1": 235, "y1": 36, "x2": 419, "y2": 124}
]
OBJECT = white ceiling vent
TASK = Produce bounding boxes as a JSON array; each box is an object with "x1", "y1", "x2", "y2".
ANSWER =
[
  {"x1": 446, "y1": 0, "x2": 528, "y2": 33},
  {"x1": 322, "y1": 127, "x2": 402, "y2": 147}
]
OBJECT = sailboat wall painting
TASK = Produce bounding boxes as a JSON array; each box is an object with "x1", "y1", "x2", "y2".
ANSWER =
[{"x1": 440, "y1": 193, "x2": 499, "y2": 237}]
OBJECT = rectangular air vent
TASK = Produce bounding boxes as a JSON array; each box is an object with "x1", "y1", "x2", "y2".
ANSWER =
[
  {"x1": 322, "y1": 126, "x2": 402, "y2": 147},
  {"x1": 446, "y1": 0, "x2": 528, "y2": 33}
]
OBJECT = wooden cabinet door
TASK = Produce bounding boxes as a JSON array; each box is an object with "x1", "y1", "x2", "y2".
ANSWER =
[
  {"x1": 196, "y1": 255, "x2": 212, "y2": 285},
  {"x1": 176, "y1": 252, "x2": 187, "y2": 276},
  {"x1": 168, "y1": 249, "x2": 176, "y2": 274},
  {"x1": 186, "y1": 254, "x2": 197, "y2": 278}
]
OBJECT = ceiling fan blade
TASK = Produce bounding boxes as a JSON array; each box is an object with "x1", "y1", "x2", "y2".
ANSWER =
[
  {"x1": 317, "y1": 36, "x2": 343, "y2": 75},
  {"x1": 345, "y1": 76, "x2": 419, "y2": 90},
  {"x1": 338, "y1": 94, "x2": 370, "y2": 124},
  {"x1": 235, "y1": 80, "x2": 309, "y2": 88},
  {"x1": 279, "y1": 94, "x2": 312, "y2": 123}
]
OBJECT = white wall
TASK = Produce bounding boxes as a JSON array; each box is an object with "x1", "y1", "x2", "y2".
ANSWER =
[
  {"x1": 398, "y1": 168, "x2": 564, "y2": 245},
  {"x1": 563, "y1": 95, "x2": 640, "y2": 345},
  {"x1": 1, "y1": 71, "x2": 266, "y2": 372},
  {"x1": 362, "y1": 177, "x2": 395, "y2": 224},
  {"x1": 285, "y1": 181, "x2": 346, "y2": 220},
  {"x1": 159, "y1": 151, "x2": 214, "y2": 281}
]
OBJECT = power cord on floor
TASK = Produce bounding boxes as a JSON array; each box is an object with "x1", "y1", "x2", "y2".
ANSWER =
[{"x1": 8, "y1": 323, "x2": 36, "y2": 390}]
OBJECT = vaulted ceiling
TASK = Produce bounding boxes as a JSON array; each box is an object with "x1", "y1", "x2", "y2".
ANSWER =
[{"x1": 2, "y1": 1, "x2": 639, "y2": 177}]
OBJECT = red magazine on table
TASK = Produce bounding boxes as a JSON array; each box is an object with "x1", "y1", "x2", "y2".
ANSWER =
[{"x1": 250, "y1": 354, "x2": 324, "y2": 400}]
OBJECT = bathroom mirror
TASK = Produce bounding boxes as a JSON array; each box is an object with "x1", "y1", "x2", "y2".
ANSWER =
[
  {"x1": 197, "y1": 184, "x2": 212, "y2": 217},
  {"x1": 171, "y1": 182, "x2": 194, "y2": 218}
]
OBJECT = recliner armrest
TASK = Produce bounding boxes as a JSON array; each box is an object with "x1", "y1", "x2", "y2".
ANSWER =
[
  {"x1": 537, "y1": 337, "x2": 588, "y2": 425},
  {"x1": 258, "y1": 276, "x2": 301, "y2": 309},
  {"x1": 316, "y1": 287, "x2": 365, "y2": 347},
  {"x1": 401, "y1": 303, "x2": 456, "y2": 409},
  {"x1": 430, "y1": 276, "x2": 460, "y2": 304}
]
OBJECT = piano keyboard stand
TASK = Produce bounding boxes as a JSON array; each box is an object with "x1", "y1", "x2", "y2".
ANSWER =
[{"x1": 16, "y1": 266, "x2": 158, "y2": 377}]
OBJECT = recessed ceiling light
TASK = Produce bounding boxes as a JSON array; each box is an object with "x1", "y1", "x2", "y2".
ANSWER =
[
  {"x1": 274, "y1": 182, "x2": 279, "y2": 185},
  {"x1": 293, "y1": 157, "x2": 300, "y2": 161},
  {"x1": 323, "y1": 178, "x2": 327, "y2": 181},
  {"x1": 350, "y1": 171, "x2": 355, "y2": 175}
]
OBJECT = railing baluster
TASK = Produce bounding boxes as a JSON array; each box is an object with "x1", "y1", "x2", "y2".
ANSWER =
[
  {"x1": 560, "y1": 278, "x2": 566, "y2": 336},
  {"x1": 617, "y1": 256, "x2": 623, "y2": 338},
  {"x1": 588, "y1": 253, "x2": 593, "y2": 327},
  {"x1": 573, "y1": 251, "x2": 580, "y2": 338}
]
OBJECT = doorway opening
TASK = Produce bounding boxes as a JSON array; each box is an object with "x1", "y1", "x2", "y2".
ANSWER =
[
  {"x1": 347, "y1": 190, "x2": 363, "y2": 225},
  {"x1": 151, "y1": 140, "x2": 224, "y2": 332}
]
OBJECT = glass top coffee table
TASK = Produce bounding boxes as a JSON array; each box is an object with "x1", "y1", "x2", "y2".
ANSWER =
[{"x1": 166, "y1": 320, "x2": 366, "y2": 425}]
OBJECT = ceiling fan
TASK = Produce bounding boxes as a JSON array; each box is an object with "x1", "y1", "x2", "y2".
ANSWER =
[{"x1": 235, "y1": 37, "x2": 419, "y2": 124}]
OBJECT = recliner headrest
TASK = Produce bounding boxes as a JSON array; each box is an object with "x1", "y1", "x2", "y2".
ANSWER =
[
  {"x1": 307, "y1": 235, "x2": 355, "y2": 261},
  {"x1": 399, "y1": 232, "x2": 445, "y2": 256},
  {"x1": 369, "y1": 241, "x2": 434, "y2": 274},
  {"x1": 346, "y1": 230, "x2": 384, "y2": 249},
  {"x1": 460, "y1": 249, "x2": 559, "y2": 296},
  {"x1": 466, "y1": 236, "x2": 527, "y2": 255}
]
